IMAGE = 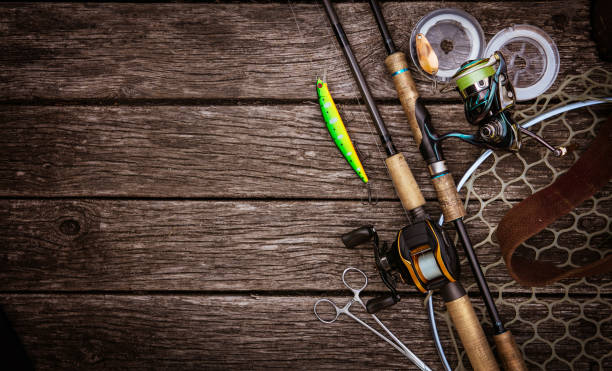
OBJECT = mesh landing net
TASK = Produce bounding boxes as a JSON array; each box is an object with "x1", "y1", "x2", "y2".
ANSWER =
[{"x1": 440, "y1": 67, "x2": 612, "y2": 370}]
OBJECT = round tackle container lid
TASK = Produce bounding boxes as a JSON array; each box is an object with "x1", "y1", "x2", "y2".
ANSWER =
[
  {"x1": 484, "y1": 24, "x2": 560, "y2": 101},
  {"x1": 410, "y1": 8, "x2": 485, "y2": 82}
]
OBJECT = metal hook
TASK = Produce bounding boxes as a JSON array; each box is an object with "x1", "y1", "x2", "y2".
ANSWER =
[
  {"x1": 353, "y1": 140, "x2": 370, "y2": 163},
  {"x1": 362, "y1": 182, "x2": 379, "y2": 206},
  {"x1": 438, "y1": 83, "x2": 456, "y2": 94}
]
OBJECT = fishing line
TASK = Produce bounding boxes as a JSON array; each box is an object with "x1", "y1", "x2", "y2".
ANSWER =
[
  {"x1": 290, "y1": 0, "x2": 399, "y2": 211},
  {"x1": 288, "y1": 1, "x2": 321, "y2": 80},
  {"x1": 335, "y1": 0, "x2": 414, "y2": 220},
  {"x1": 317, "y1": 0, "x2": 413, "y2": 219}
]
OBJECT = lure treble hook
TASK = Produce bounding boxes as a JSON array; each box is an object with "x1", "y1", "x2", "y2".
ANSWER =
[{"x1": 362, "y1": 182, "x2": 378, "y2": 206}]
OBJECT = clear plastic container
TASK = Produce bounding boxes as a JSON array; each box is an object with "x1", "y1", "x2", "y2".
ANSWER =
[
  {"x1": 485, "y1": 25, "x2": 560, "y2": 101},
  {"x1": 410, "y1": 8, "x2": 485, "y2": 83}
]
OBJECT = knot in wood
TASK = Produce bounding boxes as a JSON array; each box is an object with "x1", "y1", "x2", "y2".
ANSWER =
[
  {"x1": 552, "y1": 13, "x2": 569, "y2": 31},
  {"x1": 59, "y1": 219, "x2": 81, "y2": 236}
]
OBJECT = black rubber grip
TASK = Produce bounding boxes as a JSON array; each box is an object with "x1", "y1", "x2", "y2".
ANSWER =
[
  {"x1": 366, "y1": 294, "x2": 399, "y2": 314},
  {"x1": 415, "y1": 98, "x2": 440, "y2": 164},
  {"x1": 341, "y1": 226, "x2": 374, "y2": 248}
]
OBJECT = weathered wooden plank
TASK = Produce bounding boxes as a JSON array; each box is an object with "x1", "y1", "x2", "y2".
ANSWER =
[
  {"x1": 1, "y1": 104, "x2": 606, "y2": 198},
  {"x1": 1, "y1": 294, "x2": 609, "y2": 370},
  {"x1": 0, "y1": 2, "x2": 606, "y2": 100},
  {"x1": 1, "y1": 200, "x2": 609, "y2": 293}
]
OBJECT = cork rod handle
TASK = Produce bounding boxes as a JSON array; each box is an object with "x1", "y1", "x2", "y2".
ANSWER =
[
  {"x1": 432, "y1": 173, "x2": 465, "y2": 221},
  {"x1": 446, "y1": 295, "x2": 500, "y2": 371},
  {"x1": 385, "y1": 51, "x2": 465, "y2": 221},
  {"x1": 385, "y1": 52, "x2": 422, "y2": 145},
  {"x1": 385, "y1": 153, "x2": 426, "y2": 210},
  {"x1": 494, "y1": 331, "x2": 528, "y2": 371}
]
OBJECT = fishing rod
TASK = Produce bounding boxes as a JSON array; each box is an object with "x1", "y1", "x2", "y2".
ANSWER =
[
  {"x1": 321, "y1": 1, "x2": 498, "y2": 369},
  {"x1": 366, "y1": 1, "x2": 526, "y2": 370}
]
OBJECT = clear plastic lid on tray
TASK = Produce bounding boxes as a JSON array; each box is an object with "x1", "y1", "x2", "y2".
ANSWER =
[
  {"x1": 410, "y1": 8, "x2": 485, "y2": 83},
  {"x1": 484, "y1": 24, "x2": 560, "y2": 101}
]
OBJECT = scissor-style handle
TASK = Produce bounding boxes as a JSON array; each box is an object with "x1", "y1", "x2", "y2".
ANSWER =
[
  {"x1": 314, "y1": 299, "x2": 341, "y2": 324},
  {"x1": 342, "y1": 267, "x2": 368, "y2": 293},
  {"x1": 313, "y1": 266, "x2": 432, "y2": 371}
]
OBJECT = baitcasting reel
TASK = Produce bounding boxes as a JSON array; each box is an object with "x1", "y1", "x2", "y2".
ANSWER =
[
  {"x1": 342, "y1": 221, "x2": 459, "y2": 314},
  {"x1": 437, "y1": 52, "x2": 566, "y2": 156}
]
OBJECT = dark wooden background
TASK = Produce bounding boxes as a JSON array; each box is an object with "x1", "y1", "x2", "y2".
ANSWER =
[{"x1": 0, "y1": 1, "x2": 610, "y2": 370}]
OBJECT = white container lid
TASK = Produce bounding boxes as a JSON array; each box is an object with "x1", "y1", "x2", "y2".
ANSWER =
[
  {"x1": 410, "y1": 8, "x2": 485, "y2": 82},
  {"x1": 485, "y1": 24, "x2": 560, "y2": 101}
]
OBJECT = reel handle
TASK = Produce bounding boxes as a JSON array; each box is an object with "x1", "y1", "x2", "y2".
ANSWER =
[
  {"x1": 341, "y1": 226, "x2": 375, "y2": 248},
  {"x1": 366, "y1": 294, "x2": 399, "y2": 314},
  {"x1": 441, "y1": 282, "x2": 499, "y2": 371}
]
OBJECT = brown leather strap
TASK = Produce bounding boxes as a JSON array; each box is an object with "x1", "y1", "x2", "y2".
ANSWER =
[{"x1": 496, "y1": 118, "x2": 612, "y2": 287}]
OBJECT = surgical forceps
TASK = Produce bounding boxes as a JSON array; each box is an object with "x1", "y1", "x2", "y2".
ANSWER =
[{"x1": 314, "y1": 267, "x2": 431, "y2": 371}]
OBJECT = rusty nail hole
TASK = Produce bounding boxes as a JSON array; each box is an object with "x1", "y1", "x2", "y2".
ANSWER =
[{"x1": 59, "y1": 219, "x2": 80, "y2": 236}]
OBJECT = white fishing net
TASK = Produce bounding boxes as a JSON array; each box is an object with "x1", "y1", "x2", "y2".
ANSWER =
[{"x1": 441, "y1": 68, "x2": 612, "y2": 370}]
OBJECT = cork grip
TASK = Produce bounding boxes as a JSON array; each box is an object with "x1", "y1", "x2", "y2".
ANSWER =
[
  {"x1": 494, "y1": 331, "x2": 527, "y2": 371},
  {"x1": 385, "y1": 153, "x2": 426, "y2": 210},
  {"x1": 384, "y1": 52, "x2": 422, "y2": 145},
  {"x1": 446, "y1": 295, "x2": 500, "y2": 371},
  {"x1": 432, "y1": 173, "x2": 466, "y2": 221}
]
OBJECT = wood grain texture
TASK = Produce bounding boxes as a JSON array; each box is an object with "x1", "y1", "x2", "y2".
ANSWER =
[
  {"x1": 0, "y1": 2, "x2": 609, "y2": 369},
  {"x1": 1, "y1": 294, "x2": 609, "y2": 370},
  {"x1": 1, "y1": 104, "x2": 606, "y2": 198},
  {"x1": 1, "y1": 199, "x2": 609, "y2": 293},
  {"x1": 0, "y1": 1, "x2": 607, "y2": 100}
]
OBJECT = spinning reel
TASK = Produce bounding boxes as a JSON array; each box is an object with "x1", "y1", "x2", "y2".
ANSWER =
[
  {"x1": 436, "y1": 52, "x2": 566, "y2": 156},
  {"x1": 342, "y1": 221, "x2": 459, "y2": 314}
]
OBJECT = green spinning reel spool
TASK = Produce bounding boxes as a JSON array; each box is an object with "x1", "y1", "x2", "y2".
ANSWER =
[
  {"x1": 451, "y1": 52, "x2": 566, "y2": 156},
  {"x1": 453, "y1": 52, "x2": 521, "y2": 152}
]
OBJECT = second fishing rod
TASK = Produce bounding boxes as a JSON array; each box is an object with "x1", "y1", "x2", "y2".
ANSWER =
[
  {"x1": 367, "y1": 1, "x2": 526, "y2": 370},
  {"x1": 321, "y1": 1, "x2": 499, "y2": 370}
]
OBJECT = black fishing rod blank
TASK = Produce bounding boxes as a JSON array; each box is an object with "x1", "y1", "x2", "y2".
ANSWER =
[
  {"x1": 321, "y1": 1, "x2": 499, "y2": 370},
  {"x1": 366, "y1": 1, "x2": 526, "y2": 370},
  {"x1": 321, "y1": 0, "x2": 426, "y2": 217},
  {"x1": 322, "y1": 0, "x2": 395, "y2": 157},
  {"x1": 368, "y1": 0, "x2": 397, "y2": 55}
]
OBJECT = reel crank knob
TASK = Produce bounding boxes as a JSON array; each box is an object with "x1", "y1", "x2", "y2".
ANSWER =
[
  {"x1": 342, "y1": 226, "x2": 375, "y2": 248},
  {"x1": 366, "y1": 294, "x2": 400, "y2": 314}
]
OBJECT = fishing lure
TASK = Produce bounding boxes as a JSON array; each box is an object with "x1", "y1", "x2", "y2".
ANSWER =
[
  {"x1": 416, "y1": 33, "x2": 438, "y2": 76},
  {"x1": 316, "y1": 79, "x2": 368, "y2": 184}
]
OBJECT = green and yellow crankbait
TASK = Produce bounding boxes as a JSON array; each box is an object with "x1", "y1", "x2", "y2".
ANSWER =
[{"x1": 316, "y1": 79, "x2": 368, "y2": 184}]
